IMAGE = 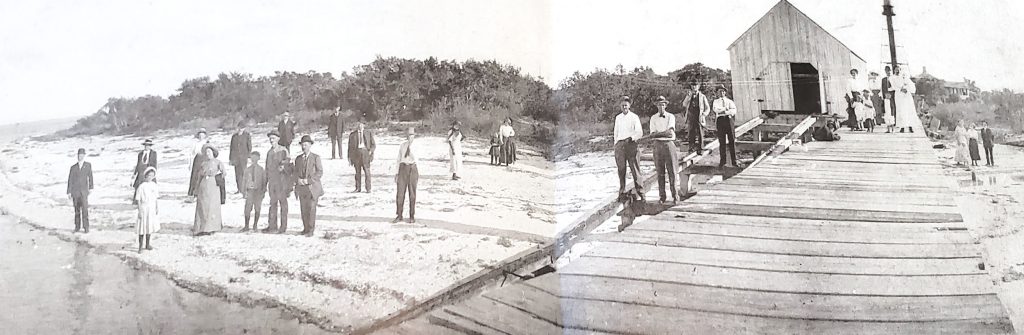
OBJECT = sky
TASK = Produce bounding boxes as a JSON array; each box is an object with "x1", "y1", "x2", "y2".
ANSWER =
[{"x1": 2, "y1": 0, "x2": 1023, "y2": 124}]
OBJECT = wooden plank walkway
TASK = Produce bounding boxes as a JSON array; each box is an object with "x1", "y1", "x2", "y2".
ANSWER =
[{"x1": 398, "y1": 129, "x2": 1015, "y2": 334}]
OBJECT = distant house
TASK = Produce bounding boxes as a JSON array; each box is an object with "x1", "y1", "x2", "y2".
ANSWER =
[
  {"x1": 728, "y1": 0, "x2": 866, "y2": 124},
  {"x1": 916, "y1": 67, "x2": 973, "y2": 102}
]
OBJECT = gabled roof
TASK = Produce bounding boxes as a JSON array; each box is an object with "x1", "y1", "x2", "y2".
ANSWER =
[{"x1": 728, "y1": 0, "x2": 865, "y2": 63}]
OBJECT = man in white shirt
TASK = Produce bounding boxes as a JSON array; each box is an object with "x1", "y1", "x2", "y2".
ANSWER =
[
  {"x1": 649, "y1": 96, "x2": 678, "y2": 204},
  {"x1": 393, "y1": 127, "x2": 419, "y2": 224},
  {"x1": 614, "y1": 96, "x2": 644, "y2": 197},
  {"x1": 712, "y1": 87, "x2": 740, "y2": 168}
]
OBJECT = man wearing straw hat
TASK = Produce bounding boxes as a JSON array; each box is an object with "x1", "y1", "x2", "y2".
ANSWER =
[
  {"x1": 649, "y1": 96, "x2": 679, "y2": 204},
  {"x1": 131, "y1": 139, "x2": 158, "y2": 204},
  {"x1": 67, "y1": 148, "x2": 94, "y2": 233},
  {"x1": 294, "y1": 135, "x2": 323, "y2": 236},
  {"x1": 392, "y1": 127, "x2": 419, "y2": 224}
]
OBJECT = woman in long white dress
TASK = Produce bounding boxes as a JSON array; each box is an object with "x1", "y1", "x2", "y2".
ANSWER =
[
  {"x1": 447, "y1": 121, "x2": 464, "y2": 180},
  {"x1": 134, "y1": 167, "x2": 160, "y2": 253},
  {"x1": 954, "y1": 120, "x2": 971, "y2": 167},
  {"x1": 191, "y1": 145, "x2": 225, "y2": 236},
  {"x1": 889, "y1": 67, "x2": 919, "y2": 133}
]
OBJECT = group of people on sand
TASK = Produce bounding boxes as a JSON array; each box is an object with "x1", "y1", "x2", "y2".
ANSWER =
[
  {"x1": 612, "y1": 83, "x2": 739, "y2": 206},
  {"x1": 66, "y1": 109, "x2": 518, "y2": 253},
  {"x1": 954, "y1": 120, "x2": 996, "y2": 169},
  {"x1": 844, "y1": 65, "x2": 918, "y2": 134}
]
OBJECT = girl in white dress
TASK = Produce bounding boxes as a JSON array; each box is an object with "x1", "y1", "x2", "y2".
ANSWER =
[
  {"x1": 447, "y1": 121, "x2": 464, "y2": 180},
  {"x1": 134, "y1": 167, "x2": 160, "y2": 253}
]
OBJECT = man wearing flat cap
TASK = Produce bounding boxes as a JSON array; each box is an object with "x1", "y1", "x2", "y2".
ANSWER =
[
  {"x1": 131, "y1": 139, "x2": 158, "y2": 204},
  {"x1": 264, "y1": 130, "x2": 293, "y2": 233},
  {"x1": 649, "y1": 96, "x2": 679, "y2": 204},
  {"x1": 67, "y1": 148, "x2": 94, "y2": 233},
  {"x1": 613, "y1": 95, "x2": 644, "y2": 198},
  {"x1": 294, "y1": 135, "x2": 323, "y2": 236}
]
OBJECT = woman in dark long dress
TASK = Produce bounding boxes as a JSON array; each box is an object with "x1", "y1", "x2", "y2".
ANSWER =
[{"x1": 968, "y1": 123, "x2": 981, "y2": 166}]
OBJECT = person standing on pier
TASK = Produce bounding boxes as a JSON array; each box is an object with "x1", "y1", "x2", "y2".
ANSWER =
[
  {"x1": 134, "y1": 167, "x2": 160, "y2": 252},
  {"x1": 67, "y1": 148, "x2": 94, "y2": 233},
  {"x1": 131, "y1": 139, "x2": 157, "y2": 204},
  {"x1": 393, "y1": 127, "x2": 419, "y2": 224},
  {"x1": 348, "y1": 121, "x2": 376, "y2": 193},
  {"x1": 712, "y1": 87, "x2": 739, "y2": 168},
  {"x1": 294, "y1": 135, "x2": 323, "y2": 236},
  {"x1": 241, "y1": 151, "x2": 267, "y2": 232},
  {"x1": 613, "y1": 95, "x2": 644, "y2": 198},
  {"x1": 846, "y1": 69, "x2": 866, "y2": 131},
  {"x1": 889, "y1": 66, "x2": 917, "y2": 133},
  {"x1": 649, "y1": 96, "x2": 679, "y2": 204},
  {"x1": 327, "y1": 108, "x2": 346, "y2": 160},
  {"x1": 229, "y1": 122, "x2": 252, "y2": 194},
  {"x1": 264, "y1": 131, "x2": 293, "y2": 233},
  {"x1": 278, "y1": 112, "x2": 298, "y2": 150},
  {"x1": 681, "y1": 81, "x2": 709, "y2": 154},
  {"x1": 981, "y1": 121, "x2": 995, "y2": 166},
  {"x1": 881, "y1": 66, "x2": 895, "y2": 132}
]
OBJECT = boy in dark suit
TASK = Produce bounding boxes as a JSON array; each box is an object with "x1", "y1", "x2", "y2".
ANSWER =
[
  {"x1": 67, "y1": 148, "x2": 94, "y2": 233},
  {"x1": 242, "y1": 151, "x2": 268, "y2": 232}
]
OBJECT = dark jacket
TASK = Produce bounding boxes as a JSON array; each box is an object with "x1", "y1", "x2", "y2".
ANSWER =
[
  {"x1": 327, "y1": 113, "x2": 345, "y2": 139},
  {"x1": 294, "y1": 152, "x2": 324, "y2": 199},
  {"x1": 243, "y1": 163, "x2": 268, "y2": 199},
  {"x1": 67, "y1": 162, "x2": 94, "y2": 198},
  {"x1": 266, "y1": 146, "x2": 294, "y2": 199},
  {"x1": 278, "y1": 119, "x2": 297, "y2": 144},
  {"x1": 347, "y1": 129, "x2": 376, "y2": 165},
  {"x1": 981, "y1": 128, "x2": 995, "y2": 147},
  {"x1": 132, "y1": 149, "x2": 158, "y2": 187},
  {"x1": 229, "y1": 131, "x2": 252, "y2": 166}
]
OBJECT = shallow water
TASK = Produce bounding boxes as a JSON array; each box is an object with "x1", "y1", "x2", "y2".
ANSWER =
[
  {"x1": 0, "y1": 216, "x2": 330, "y2": 335},
  {"x1": 958, "y1": 173, "x2": 1024, "y2": 188}
]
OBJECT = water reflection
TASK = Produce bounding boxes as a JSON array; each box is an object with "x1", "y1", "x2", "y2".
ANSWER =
[
  {"x1": 0, "y1": 217, "x2": 330, "y2": 335},
  {"x1": 958, "y1": 173, "x2": 1024, "y2": 188}
]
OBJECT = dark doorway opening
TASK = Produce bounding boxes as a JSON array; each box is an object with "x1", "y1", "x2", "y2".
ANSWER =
[{"x1": 790, "y1": 63, "x2": 821, "y2": 114}]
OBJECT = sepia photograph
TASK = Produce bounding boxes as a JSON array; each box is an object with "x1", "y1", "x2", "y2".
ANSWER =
[{"x1": 1, "y1": 0, "x2": 1023, "y2": 334}]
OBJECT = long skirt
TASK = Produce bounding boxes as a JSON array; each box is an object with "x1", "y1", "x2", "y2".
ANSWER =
[
  {"x1": 193, "y1": 176, "x2": 223, "y2": 233},
  {"x1": 449, "y1": 150, "x2": 463, "y2": 174},
  {"x1": 499, "y1": 138, "x2": 517, "y2": 165},
  {"x1": 969, "y1": 139, "x2": 981, "y2": 161},
  {"x1": 955, "y1": 142, "x2": 971, "y2": 164}
]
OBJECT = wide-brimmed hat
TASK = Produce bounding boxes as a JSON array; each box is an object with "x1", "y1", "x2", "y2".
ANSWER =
[
  {"x1": 201, "y1": 144, "x2": 219, "y2": 158},
  {"x1": 197, "y1": 128, "x2": 208, "y2": 136},
  {"x1": 77, "y1": 148, "x2": 86, "y2": 155},
  {"x1": 267, "y1": 130, "x2": 280, "y2": 138},
  {"x1": 142, "y1": 139, "x2": 153, "y2": 146},
  {"x1": 300, "y1": 135, "x2": 314, "y2": 144},
  {"x1": 143, "y1": 166, "x2": 157, "y2": 176},
  {"x1": 655, "y1": 96, "x2": 669, "y2": 104}
]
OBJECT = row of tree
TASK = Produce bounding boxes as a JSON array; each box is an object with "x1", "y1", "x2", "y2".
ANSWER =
[{"x1": 68, "y1": 58, "x2": 732, "y2": 144}]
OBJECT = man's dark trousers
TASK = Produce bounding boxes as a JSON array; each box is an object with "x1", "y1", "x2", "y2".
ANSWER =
[
  {"x1": 297, "y1": 189, "x2": 318, "y2": 233},
  {"x1": 396, "y1": 163, "x2": 418, "y2": 219},
  {"x1": 614, "y1": 139, "x2": 642, "y2": 194},
  {"x1": 72, "y1": 195, "x2": 89, "y2": 232},
  {"x1": 353, "y1": 149, "x2": 372, "y2": 192},
  {"x1": 653, "y1": 141, "x2": 678, "y2": 201},
  {"x1": 716, "y1": 115, "x2": 737, "y2": 166}
]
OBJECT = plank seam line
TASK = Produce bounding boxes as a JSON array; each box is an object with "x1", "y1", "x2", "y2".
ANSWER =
[
  {"x1": 479, "y1": 295, "x2": 563, "y2": 328},
  {"x1": 593, "y1": 238, "x2": 982, "y2": 260},
  {"x1": 778, "y1": 156, "x2": 942, "y2": 166},
  {"x1": 581, "y1": 254, "x2": 986, "y2": 277},
  {"x1": 666, "y1": 211, "x2": 968, "y2": 226},
  {"x1": 648, "y1": 217, "x2": 969, "y2": 234},
  {"x1": 719, "y1": 177, "x2": 953, "y2": 190},
  {"x1": 711, "y1": 181, "x2": 954, "y2": 192},
  {"x1": 627, "y1": 227, "x2": 971, "y2": 246},
  {"x1": 667, "y1": 208, "x2": 965, "y2": 224},
  {"x1": 439, "y1": 308, "x2": 515, "y2": 335},
  {"x1": 557, "y1": 273, "x2": 997, "y2": 298}
]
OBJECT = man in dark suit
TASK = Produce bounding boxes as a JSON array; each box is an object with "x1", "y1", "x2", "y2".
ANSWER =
[
  {"x1": 278, "y1": 112, "x2": 297, "y2": 150},
  {"x1": 327, "y1": 108, "x2": 346, "y2": 159},
  {"x1": 294, "y1": 135, "x2": 323, "y2": 236},
  {"x1": 242, "y1": 151, "x2": 267, "y2": 232},
  {"x1": 131, "y1": 139, "x2": 157, "y2": 204},
  {"x1": 264, "y1": 131, "x2": 293, "y2": 234},
  {"x1": 229, "y1": 122, "x2": 253, "y2": 194},
  {"x1": 67, "y1": 148, "x2": 94, "y2": 233},
  {"x1": 347, "y1": 121, "x2": 376, "y2": 193},
  {"x1": 881, "y1": 66, "x2": 895, "y2": 122},
  {"x1": 981, "y1": 121, "x2": 995, "y2": 166}
]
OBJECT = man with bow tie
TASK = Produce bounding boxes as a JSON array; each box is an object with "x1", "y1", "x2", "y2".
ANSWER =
[{"x1": 649, "y1": 96, "x2": 679, "y2": 204}]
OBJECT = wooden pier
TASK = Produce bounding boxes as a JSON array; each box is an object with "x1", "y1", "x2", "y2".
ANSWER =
[{"x1": 387, "y1": 129, "x2": 1016, "y2": 334}]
